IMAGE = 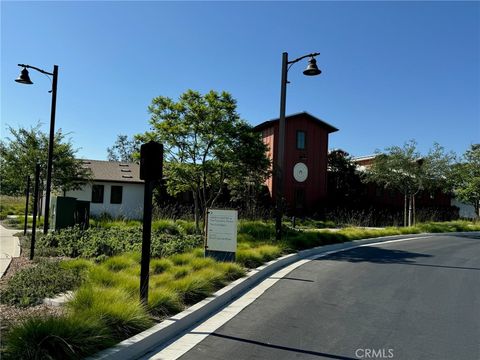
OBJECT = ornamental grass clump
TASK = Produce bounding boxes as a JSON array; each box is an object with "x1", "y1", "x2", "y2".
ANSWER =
[
  {"x1": 150, "y1": 258, "x2": 174, "y2": 274},
  {"x1": 167, "y1": 273, "x2": 214, "y2": 305},
  {"x1": 68, "y1": 286, "x2": 153, "y2": 339},
  {"x1": 152, "y1": 219, "x2": 181, "y2": 234},
  {"x1": 148, "y1": 288, "x2": 183, "y2": 317},
  {"x1": 238, "y1": 220, "x2": 275, "y2": 241},
  {"x1": 2, "y1": 315, "x2": 115, "y2": 360},
  {"x1": 102, "y1": 253, "x2": 139, "y2": 272}
]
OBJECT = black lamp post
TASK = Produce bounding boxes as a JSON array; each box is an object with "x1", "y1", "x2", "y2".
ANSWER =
[
  {"x1": 16, "y1": 63, "x2": 59, "y2": 234},
  {"x1": 275, "y1": 52, "x2": 321, "y2": 241}
]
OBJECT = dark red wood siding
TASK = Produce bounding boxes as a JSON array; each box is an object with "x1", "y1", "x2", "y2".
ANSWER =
[{"x1": 259, "y1": 114, "x2": 336, "y2": 214}]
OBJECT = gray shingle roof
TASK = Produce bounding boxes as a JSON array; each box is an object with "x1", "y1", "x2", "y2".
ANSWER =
[{"x1": 80, "y1": 160, "x2": 142, "y2": 183}]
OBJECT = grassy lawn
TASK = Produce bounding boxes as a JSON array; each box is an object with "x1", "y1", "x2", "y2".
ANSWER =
[
  {"x1": 1, "y1": 218, "x2": 479, "y2": 359},
  {"x1": 0, "y1": 196, "x2": 26, "y2": 220}
]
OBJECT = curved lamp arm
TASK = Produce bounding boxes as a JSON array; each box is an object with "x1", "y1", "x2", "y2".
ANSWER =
[{"x1": 18, "y1": 63, "x2": 54, "y2": 76}]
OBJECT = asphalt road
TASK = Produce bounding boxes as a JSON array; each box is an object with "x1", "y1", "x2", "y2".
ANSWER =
[{"x1": 178, "y1": 234, "x2": 480, "y2": 360}]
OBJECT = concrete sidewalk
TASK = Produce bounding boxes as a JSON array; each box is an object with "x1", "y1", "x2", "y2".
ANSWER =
[{"x1": 0, "y1": 223, "x2": 21, "y2": 278}]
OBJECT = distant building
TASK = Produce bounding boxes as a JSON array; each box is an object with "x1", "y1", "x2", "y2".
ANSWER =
[
  {"x1": 254, "y1": 112, "x2": 338, "y2": 215},
  {"x1": 352, "y1": 154, "x2": 454, "y2": 215},
  {"x1": 65, "y1": 160, "x2": 144, "y2": 219}
]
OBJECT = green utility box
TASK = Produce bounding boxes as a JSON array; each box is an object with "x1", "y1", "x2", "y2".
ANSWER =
[
  {"x1": 75, "y1": 200, "x2": 90, "y2": 229},
  {"x1": 50, "y1": 196, "x2": 90, "y2": 231}
]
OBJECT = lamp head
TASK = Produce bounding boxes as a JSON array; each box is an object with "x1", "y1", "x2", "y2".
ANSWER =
[
  {"x1": 303, "y1": 57, "x2": 321, "y2": 76},
  {"x1": 15, "y1": 67, "x2": 33, "y2": 84}
]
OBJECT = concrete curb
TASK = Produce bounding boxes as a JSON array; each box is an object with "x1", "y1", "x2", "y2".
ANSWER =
[{"x1": 91, "y1": 231, "x2": 479, "y2": 360}]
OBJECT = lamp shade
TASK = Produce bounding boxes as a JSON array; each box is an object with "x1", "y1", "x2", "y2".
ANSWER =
[
  {"x1": 15, "y1": 67, "x2": 33, "y2": 84},
  {"x1": 303, "y1": 57, "x2": 321, "y2": 76}
]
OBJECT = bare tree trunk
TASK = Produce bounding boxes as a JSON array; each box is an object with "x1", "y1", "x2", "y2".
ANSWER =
[
  {"x1": 38, "y1": 191, "x2": 43, "y2": 222},
  {"x1": 193, "y1": 190, "x2": 200, "y2": 234},
  {"x1": 408, "y1": 194, "x2": 413, "y2": 227},
  {"x1": 404, "y1": 194, "x2": 408, "y2": 227},
  {"x1": 412, "y1": 195, "x2": 416, "y2": 226}
]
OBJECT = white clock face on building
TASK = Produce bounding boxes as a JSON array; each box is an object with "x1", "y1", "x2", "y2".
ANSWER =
[{"x1": 293, "y1": 162, "x2": 308, "y2": 182}]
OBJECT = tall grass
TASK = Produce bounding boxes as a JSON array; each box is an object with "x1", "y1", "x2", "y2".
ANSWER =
[
  {"x1": 2, "y1": 315, "x2": 115, "y2": 360},
  {"x1": 148, "y1": 288, "x2": 183, "y2": 317},
  {"x1": 68, "y1": 286, "x2": 153, "y2": 339},
  {"x1": 238, "y1": 220, "x2": 275, "y2": 241},
  {"x1": 0, "y1": 195, "x2": 25, "y2": 219}
]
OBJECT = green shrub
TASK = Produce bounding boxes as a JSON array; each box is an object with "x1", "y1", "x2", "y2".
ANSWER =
[
  {"x1": 151, "y1": 233, "x2": 202, "y2": 258},
  {"x1": 38, "y1": 226, "x2": 202, "y2": 260},
  {"x1": 2, "y1": 315, "x2": 115, "y2": 360},
  {"x1": 0, "y1": 259, "x2": 84, "y2": 307}
]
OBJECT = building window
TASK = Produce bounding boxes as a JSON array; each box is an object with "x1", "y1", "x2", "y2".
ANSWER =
[
  {"x1": 296, "y1": 131, "x2": 306, "y2": 150},
  {"x1": 110, "y1": 186, "x2": 123, "y2": 204},
  {"x1": 91, "y1": 185, "x2": 104, "y2": 203}
]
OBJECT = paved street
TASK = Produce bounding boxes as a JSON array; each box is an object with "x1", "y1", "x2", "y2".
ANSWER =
[
  {"x1": 162, "y1": 234, "x2": 480, "y2": 360},
  {"x1": 0, "y1": 223, "x2": 21, "y2": 278}
]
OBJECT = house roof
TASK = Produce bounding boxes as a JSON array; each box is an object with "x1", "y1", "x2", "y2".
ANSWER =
[
  {"x1": 352, "y1": 155, "x2": 377, "y2": 163},
  {"x1": 80, "y1": 159, "x2": 143, "y2": 184},
  {"x1": 253, "y1": 112, "x2": 339, "y2": 133}
]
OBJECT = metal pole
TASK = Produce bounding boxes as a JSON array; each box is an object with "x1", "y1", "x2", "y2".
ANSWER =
[
  {"x1": 275, "y1": 52, "x2": 288, "y2": 241},
  {"x1": 140, "y1": 180, "x2": 153, "y2": 305},
  {"x1": 31, "y1": 164, "x2": 41, "y2": 260},
  {"x1": 23, "y1": 176, "x2": 31, "y2": 236},
  {"x1": 43, "y1": 65, "x2": 58, "y2": 234}
]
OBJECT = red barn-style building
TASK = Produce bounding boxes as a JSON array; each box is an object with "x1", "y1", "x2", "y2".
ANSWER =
[{"x1": 254, "y1": 112, "x2": 338, "y2": 215}]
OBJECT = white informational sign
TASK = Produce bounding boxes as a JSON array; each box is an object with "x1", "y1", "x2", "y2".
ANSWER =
[{"x1": 206, "y1": 209, "x2": 238, "y2": 253}]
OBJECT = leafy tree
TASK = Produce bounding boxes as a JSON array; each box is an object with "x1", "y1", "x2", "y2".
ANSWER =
[
  {"x1": 0, "y1": 124, "x2": 91, "y2": 197},
  {"x1": 107, "y1": 134, "x2": 139, "y2": 162},
  {"x1": 327, "y1": 149, "x2": 363, "y2": 204},
  {"x1": 226, "y1": 122, "x2": 271, "y2": 217},
  {"x1": 137, "y1": 90, "x2": 270, "y2": 232},
  {"x1": 364, "y1": 140, "x2": 454, "y2": 226},
  {"x1": 451, "y1": 144, "x2": 480, "y2": 218}
]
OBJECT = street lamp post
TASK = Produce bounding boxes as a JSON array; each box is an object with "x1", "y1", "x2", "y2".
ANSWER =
[
  {"x1": 15, "y1": 63, "x2": 59, "y2": 234},
  {"x1": 275, "y1": 52, "x2": 321, "y2": 240}
]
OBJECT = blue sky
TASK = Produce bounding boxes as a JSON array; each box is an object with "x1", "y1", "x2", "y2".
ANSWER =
[{"x1": 2, "y1": 1, "x2": 479, "y2": 160}]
